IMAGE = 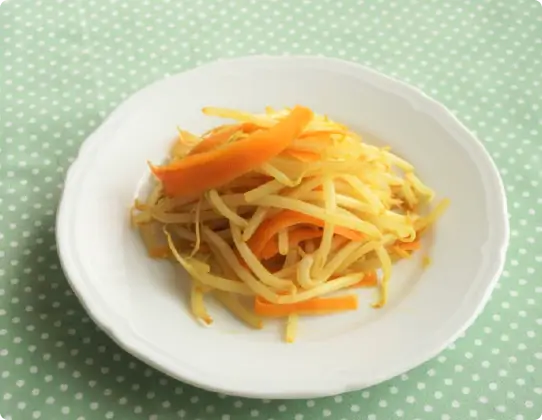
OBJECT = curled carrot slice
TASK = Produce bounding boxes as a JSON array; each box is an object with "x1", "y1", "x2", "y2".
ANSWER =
[
  {"x1": 248, "y1": 210, "x2": 364, "y2": 258},
  {"x1": 254, "y1": 294, "x2": 358, "y2": 317},
  {"x1": 395, "y1": 239, "x2": 421, "y2": 251},
  {"x1": 151, "y1": 106, "x2": 313, "y2": 197}
]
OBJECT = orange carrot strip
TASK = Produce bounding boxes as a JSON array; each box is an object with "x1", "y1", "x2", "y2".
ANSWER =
[
  {"x1": 151, "y1": 106, "x2": 313, "y2": 197},
  {"x1": 189, "y1": 123, "x2": 260, "y2": 155},
  {"x1": 254, "y1": 294, "x2": 358, "y2": 317},
  {"x1": 248, "y1": 210, "x2": 364, "y2": 258},
  {"x1": 395, "y1": 239, "x2": 421, "y2": 251},
  {"x1": 348, "y1": 271, "x2": 378, "y2": 288},
  {"x1": 261, "y1": 228, "x2": 323, "y2": 260},
  {"x1": 331, "y1": 235, "x2": 350, "y2": 250}
]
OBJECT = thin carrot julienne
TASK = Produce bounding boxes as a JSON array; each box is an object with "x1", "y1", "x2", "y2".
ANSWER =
[
  {"x1": 254, "y1": 294, "x2": 358, "y2": 317},
  {"x1": 395, "y1": 239, "x2": 421, "y2": 251},
  {"x1": 248, "y1": 210, "x2": 364, "y2": 258}
]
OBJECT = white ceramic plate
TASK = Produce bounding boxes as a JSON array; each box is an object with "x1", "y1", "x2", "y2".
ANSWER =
[{"x1": 56, "y1": 56, "x2": 508, "y2": 399}]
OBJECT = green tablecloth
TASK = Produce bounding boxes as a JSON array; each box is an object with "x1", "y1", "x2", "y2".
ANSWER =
[{"x1": 1, "y1": 0, "x2": 541, "y2": 419}]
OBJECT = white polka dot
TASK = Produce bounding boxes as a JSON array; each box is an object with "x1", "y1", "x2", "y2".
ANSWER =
[{"x1": 1, "y1": 3, "x2": 542, "y2": 420}]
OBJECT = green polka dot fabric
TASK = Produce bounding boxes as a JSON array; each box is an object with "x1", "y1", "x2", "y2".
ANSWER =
[{"x1": 1, "y1": 0, "x2": 541, "y2": 419}]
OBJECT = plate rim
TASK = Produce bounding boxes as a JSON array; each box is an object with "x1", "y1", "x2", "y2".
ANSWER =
[{"x1": 56, "y1": 55, "x2": 509, "y2": 399}]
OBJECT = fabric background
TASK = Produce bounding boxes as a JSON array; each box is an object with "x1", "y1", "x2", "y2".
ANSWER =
[{"x1": 0, "y1": 0, "x2": 541, "y2": 419}]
